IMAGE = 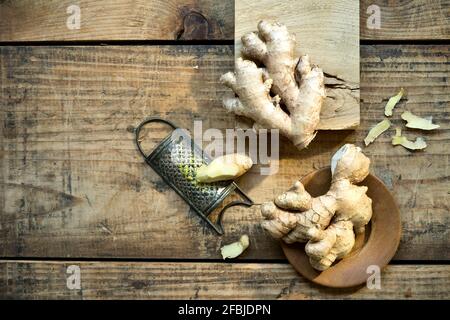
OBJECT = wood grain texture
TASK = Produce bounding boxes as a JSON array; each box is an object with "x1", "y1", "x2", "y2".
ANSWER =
[
  {"x1": 235, "y1": 0, "x2": 360, "y2": 130},
  {"x1": 1, "y1": 0, "x2": 447, "y2": 42},
  {"x1": 0, "y1": 0, "x2": 233, "y2": 41},
  {"x1": 358, "y1": 45, "x2": 449, "y2": 259},
  {"x1": 0, "y1": 45, "x2": 449, "y2": 260},
  {"x1": 0, "y1": 261, "x2": 448, "y2": 299},
  {"x1": 361, "y1": 0, "x2": 450, "y2": 40}
]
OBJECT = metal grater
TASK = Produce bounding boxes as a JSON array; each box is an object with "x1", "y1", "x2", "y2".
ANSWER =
[{"x1": 135, "y1": 117, "x2": 253, "y2": 235}]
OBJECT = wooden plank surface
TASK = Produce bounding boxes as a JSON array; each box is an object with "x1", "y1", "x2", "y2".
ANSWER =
[
  {"x1": 1, "y1": 1, "x2": 447, "y2": 41},
  {"x1": 360, "y1": 0, "x2": 450, "y2": 40},
  {"x1": 235, "y1": 0, "x2": 360, "y2": 130},
  {"x1": 0, "y1": 45, "x2": 449, "y2": 260},
  {"x1": 0, "y1": 261, "x2": 448, "y2": 299},
  {"x1": 0, "y1": 0, "x2": 233, "y2": 41}
]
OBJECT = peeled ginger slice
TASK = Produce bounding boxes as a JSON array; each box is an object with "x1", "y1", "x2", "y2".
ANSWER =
[
  {"x1": 401, "y1": 111, "x2": 439, "y2": 130},
  {"x1": 220, "y1": 235, "x2": 250, "y2": 259},
  {"x1": 392, "y1": 128, "x2": 427, "y2": 150},
  {"x1": 364, "y1": 119, "x2": 391, "y2": 146},
  {"x1": 385, "y1": 88, "x2": 405, "y2": 116}
]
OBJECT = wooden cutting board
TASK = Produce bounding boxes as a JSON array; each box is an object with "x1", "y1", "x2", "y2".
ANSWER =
[{"x1": 235, "y1": 0, "x2": 360, "y2": 130}]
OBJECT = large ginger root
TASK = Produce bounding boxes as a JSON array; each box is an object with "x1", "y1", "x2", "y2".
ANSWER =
[
  {"x1": 221, "y1": 21, "x2": 326, "y2": 149},
  {"x1": 261, "y1": 144, "x2": 373, "y2": 270}
]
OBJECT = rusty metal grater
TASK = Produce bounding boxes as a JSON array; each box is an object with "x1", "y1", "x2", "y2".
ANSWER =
[{"x1": 135, "y1": 117, "x2": 253, "y2": 235}]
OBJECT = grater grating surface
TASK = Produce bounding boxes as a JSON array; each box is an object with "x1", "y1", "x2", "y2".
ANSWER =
[
  {"x1": 149, "y1": 128, "x2": 233, "y2": 213},
  {"x1": 135, "y1": 117, "x2": 253, "y2": 234}
]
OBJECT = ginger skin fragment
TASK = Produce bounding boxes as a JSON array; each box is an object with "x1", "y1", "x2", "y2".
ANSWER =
[
  {"x1": 196, "y1": 154, "x2": 253, "y2": 183},
  {"x1": 220, "y1": 235, "x2": 250, "y2": 259},
  {"x1": 364, "y1": 119, "x2": 391, "y2": 146},
  {"x1": 401, "y1": 111, "x2": 440, "y2": 131},
  {"x1": 261, "y1": 144, "x2": 373, "y2": 271},
  {"x1": 384, "y1": 88, "x2": 405, "y2": 117},
  {"x1": 392, "y1": 128, "x2": 427, "y2": 150},
  {"x1": 220, "y1": 21, "x2": 326, "y2": 150}
]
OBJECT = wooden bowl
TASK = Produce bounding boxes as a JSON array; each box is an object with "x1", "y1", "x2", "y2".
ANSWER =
[{"x1": 281, "y1": 167, "x2": 402, "y2": 288}]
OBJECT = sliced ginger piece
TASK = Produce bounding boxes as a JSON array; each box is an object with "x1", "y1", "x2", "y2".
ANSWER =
[
  {"x1": 220, "y1": 235, "x2": 250, "y2": 259},
  {"x1": 384, "y1": 88, "x2": 405, "y2": 116},
  {"x1": 392, "y1": 128, "x2": 427, "y2": 150},
  {"x1": 364, "y1": 119, "x2": 391, "y2": 146},
  {"x1": 401, "y1": 111, "x2": 440, "y2": 130},
  {"x1": 196, "y1": 153, "x2": 253, "y2": 183}
]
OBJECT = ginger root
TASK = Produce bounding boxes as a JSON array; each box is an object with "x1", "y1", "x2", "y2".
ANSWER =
[
  {"x1": 196, "y1": 153, "x2": 253, "y2": 183},
  {"x1": 220, "y1": 21, "x2": 326, "y2": 149},
  {"x1": 261, "y1": 144, "x2": 373, "y2": 270}
]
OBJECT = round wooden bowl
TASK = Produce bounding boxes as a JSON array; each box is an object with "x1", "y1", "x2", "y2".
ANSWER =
[{"x1": 281, "y1": 167, "x2": 402, "y2": 288}]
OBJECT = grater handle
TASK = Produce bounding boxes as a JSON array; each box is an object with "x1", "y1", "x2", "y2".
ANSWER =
[
  {"x1": 135, "y1": 117, "x2": 178, "y2": 158},
  {"x1": 215, "y1": 187, "x2": 254, "y2": 234}
]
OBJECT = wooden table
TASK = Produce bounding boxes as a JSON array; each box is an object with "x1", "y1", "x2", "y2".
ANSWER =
[{"x1": 0, "y1": 0, "x2": 448, "y2": 299}]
